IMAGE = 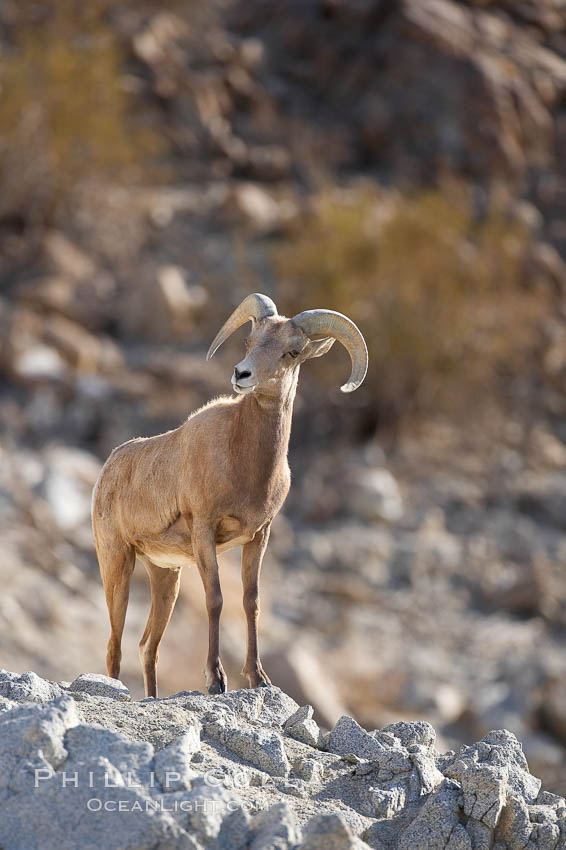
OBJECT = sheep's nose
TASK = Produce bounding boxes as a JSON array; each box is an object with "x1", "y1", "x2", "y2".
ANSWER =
[{"x1": 234, "y1": 367, "x2": 251, "y2": 381}]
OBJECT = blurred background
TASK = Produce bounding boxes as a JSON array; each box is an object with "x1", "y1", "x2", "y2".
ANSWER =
[{"x1": 1, "y1": 0, "x2": 566, "y2": 793}]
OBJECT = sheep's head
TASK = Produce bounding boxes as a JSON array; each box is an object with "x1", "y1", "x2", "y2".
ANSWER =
[{"x1": 207, "y1": 293, "x2": 368, "y2": 397}]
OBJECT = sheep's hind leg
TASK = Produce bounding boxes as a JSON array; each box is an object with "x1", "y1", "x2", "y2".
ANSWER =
[
  {"x1": 98, "y1": 540, "x2": 136, "y2": 681},
  {"x1": 139, "y1": 561, "x2": 181, "y2": 698}
]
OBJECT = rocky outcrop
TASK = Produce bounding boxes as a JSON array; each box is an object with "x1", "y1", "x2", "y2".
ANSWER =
[
  {"x1": 228, "y1": 0, "x2": 566, "y2": 185},
  {"x1": 0, "y1": 669, "x2": 564, "y2": 850}
]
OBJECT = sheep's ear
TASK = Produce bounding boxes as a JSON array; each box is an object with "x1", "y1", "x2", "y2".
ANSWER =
[{"x1": 304, "y1": 337, "x2": 335, "y2": 359}]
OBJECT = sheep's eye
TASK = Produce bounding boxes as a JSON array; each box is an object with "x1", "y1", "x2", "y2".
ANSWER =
[{"x1": 288, "y1": 350, "x2": 300, "y2": 359}]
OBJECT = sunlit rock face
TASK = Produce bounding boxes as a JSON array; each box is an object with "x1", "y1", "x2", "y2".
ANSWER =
[{"x1": 0, "y1": 669, "x2": 563, "y2": 850}]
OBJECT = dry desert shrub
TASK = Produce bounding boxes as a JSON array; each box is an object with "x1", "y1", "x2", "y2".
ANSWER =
[
  {"x1": 0, "y1": 0, "x2": 160, "y2": 231},
  {"x1": 276, "y1": 184, "x2": 549, "y2": 428}
]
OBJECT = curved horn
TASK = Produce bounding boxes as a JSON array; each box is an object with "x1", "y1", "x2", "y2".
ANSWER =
[
  {"x1": 292, "y1": 309, "x2": 368, "y2": 392},
  {"x1": 206, "y1": 293, "x2": 278, "y2": 360}
]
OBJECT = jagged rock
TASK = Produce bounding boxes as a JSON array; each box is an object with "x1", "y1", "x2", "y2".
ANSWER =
[
  {"x1": 0, "y1": 695, "x2": 79, "y2": 787},
  {"x1": 68, "y1": 673, "x2": 130, "y2": 701},
  {"x1": 181, "y1": 781, "x2": 243, "y2": 847},
  {"x1": 249, "y1": 802, "x2": 301, "y2": 849},
  {"x1": 203, "y1": 711, "x2": 289, "y2": 777},
  {"x1": 410, "y1": 749, "x2": 445, "y2": 796},
  {"x1": 538, "y1": 790, "x2": 566, "y2": 814},
  {"x1": 154, "y1": 728, "x2": 202, "y2": 791},
  {"x1": 217, "y1": 805, "x2": 250, "y2": 850},
  {"x1": 369, "y1": 785, "x2": 407, "y2": 819},
  {"x1": 0, "y1": 696, "x2": 17, "y2": 713},
  {"x1": 0, "y1": 673, "x2": 563, "y2": 849},
  {"x1": 444, "y1": 730, "x2": 542, "y2": 804},
  {"x1": 274, "y1": 776, "x2": 308, "y2": 799},
  {"x1": 445, "y1": 825, "x2": 472, "y2": 850},
  {"x1": 3, "y1": 0, "x2": 566, "y2": 832},
  {"x1": 460, "y1": 764, "x2": 508, "y2": 828},
  {"x1": 0, "y1": 669, "x2": 63, "y2": 703},
  {"x1": 495, "y1": 794, "x2": 532, "y2": 848},
  {"x1": 300, "y1": 812, "x2": 370, "y2": 849},
  {"x1": 65, "y1": 722, "x2": 155, "y2": 789},
  {"x1": 0, "y1": 775, "x2": 191, "y2": 850},
  {"x1": 397, "y1": 781, "x2": 463, "y2": 850},
  {"x1": 380, "y1": 719, "x2": 436, "y2": 751},
  {"x1": 0, "y1": 696, "x2": 192, "y2": 849},
  {"x1": 218, "y1": 685, "x2": 299, "y2": 728},
  {"x1": 283, "y1": 702, "x2": 312, "y2": 728},
  {"x1": 284, "y1": 704, "x2": 323, "y2": 748},
  {"x1": 329, "y1": 715, "x2": 389, "y2": 759},
  {"x1": 466, "y1": 817, "x2": 493, "y2": 850},
  {"x1": 528, "y1": 820, "x2": 561, "y2": 849},
  {"x1": 294, "y1": 756, "x2": 324, "y2": 783}
]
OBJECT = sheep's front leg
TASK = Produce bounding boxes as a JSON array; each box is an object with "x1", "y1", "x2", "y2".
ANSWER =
[
  {"x1": 193, "y1": 523, "x2": 227, "y2": 694},
  {"x1": 242, "y1": 524, "x2": 271, "y2": 689}
]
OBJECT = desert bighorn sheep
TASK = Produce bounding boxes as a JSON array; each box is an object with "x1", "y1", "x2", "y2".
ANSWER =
[{"x1": 92, "y1": 294, "x2": 367, "y2": 696}]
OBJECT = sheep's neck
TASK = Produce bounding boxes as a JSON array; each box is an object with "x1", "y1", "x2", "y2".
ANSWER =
[{"x1": 237, "y1": 377, "x2": 297, "y2": 478}]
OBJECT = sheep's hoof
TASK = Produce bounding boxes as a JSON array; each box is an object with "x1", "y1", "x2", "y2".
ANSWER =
[
  {"x1": 207, "y1": 676, "x2": 228, "y2": 694},
  {"x1": 247, "y1": 669, "x2": 272, "y2": 689}
]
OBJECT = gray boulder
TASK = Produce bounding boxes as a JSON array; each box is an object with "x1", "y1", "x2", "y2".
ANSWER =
[
  {"x1": 300, "y1": 812, "x2": 371, "y2": 849},
  {"x1": 495, "y1": 794, "x2": 532, "y2": 848},
  {"x1": 0, "y1": 769, "x2": 192, "y2": 850},
  {"x1": 283, "y1": 704, "x2": 323, "y2": 748},
  {"x1": 444, "y1": 729, "x2": 541, "y2": 805},
  {"x1": 249, "y1": 801, "x2": 301, "y2": 850},
  {"x1": 329, "y1": 715, "x2": 389, "y2": 759},
  {"x1": 65, "y1": 721, "x2": 155, "y2": 789},
  {"x1": 0, "y1": 696, "x2": 190, "y2": 850},
  {"x1": 0, "y1": 669, "x2": 63, "y2": 703},
  {"x1": 68, "y1": 673, "x2": 130, "y2": 701},
  {"x1": 216, "y1": 686, "x2": 299, "y2": 727},
  {"x1": 178, "y1": 781, "x2": 242, "y2": 848},
  {"x1": 217, "y1": 805, "x2": 250, "y2": 850},
  {"x1": 380, "y1": 719, "x2": 436, "y2": 751},
  {"x1": 397, "y1": 781, "x2": 463, "y2": 850},
  {"x1": 460, "y1": 764, "x2": 508, "y2": 828},
  {"x1": 154, "y1": 726, "x2": 202, "y2": 791},
  {"x1": 203, "y1": 711, "x2": 289, "y2": 777}
]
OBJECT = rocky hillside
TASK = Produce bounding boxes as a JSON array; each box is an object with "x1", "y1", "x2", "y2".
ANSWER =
[
  {"x1": 1, "y1": 668, "x2": 564, "y2": 850},
  {"x1": 3, "y1": 0, "x2": 566, "y2": 814}
]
